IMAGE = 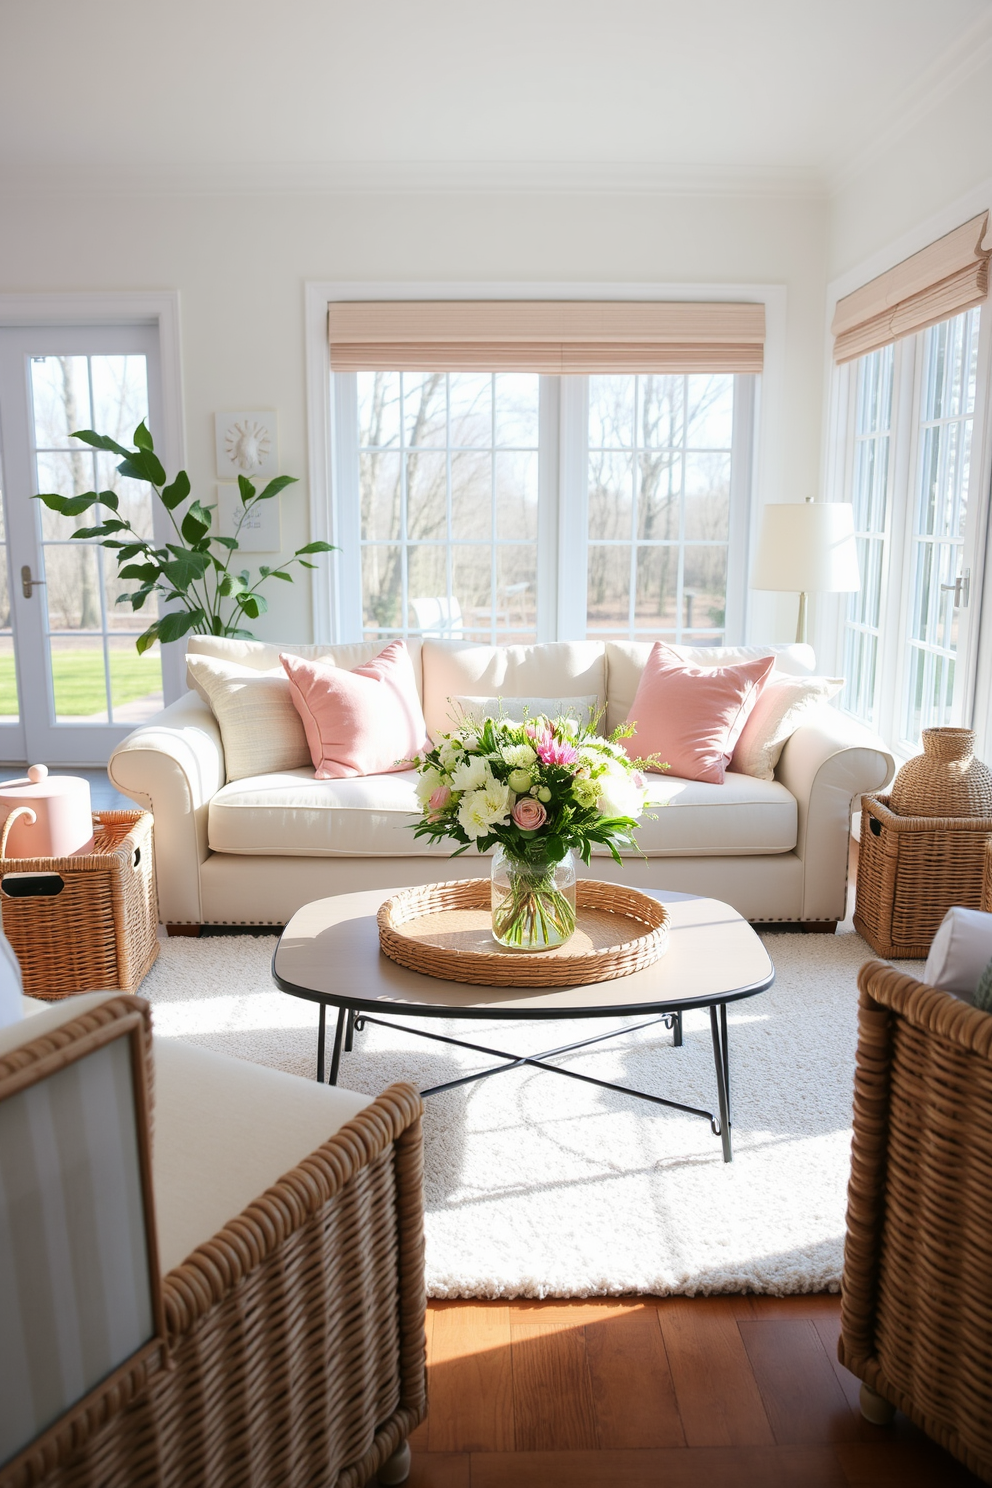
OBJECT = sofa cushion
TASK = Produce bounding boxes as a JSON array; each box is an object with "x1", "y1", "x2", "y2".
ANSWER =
[
  {"x1": 208, "y1": 765, "x2": 795, "y2": 858},
  {"x1": 187, "y1": 654, "x2": 311, "y2": 782},
  {"x1": 422, "y1": 639, "x2": 606, "y2": 740},
  {"x1": 152, "y1": 1039, "x2": 372, "y2": 1275},
  {"x1": 282, "y1": 642, "x2": 429, "y2": 780},
  {"x1": 208, "y1": 768, "x2": 453, "y2": 856},
  {"x1": 187, "y1": 636, "x2": 425, "y2": 703},
  {"x1": 605, "y1": 641, "x2": 816, "y2": 735}
]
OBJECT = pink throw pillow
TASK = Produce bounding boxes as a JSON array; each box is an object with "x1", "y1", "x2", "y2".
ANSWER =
[
  {"x1": 623, "y1": 643, "x2": 775, "y2": 784},
  {"x1": 281, "y1": 641, "x2": 429, "y2": 780}
]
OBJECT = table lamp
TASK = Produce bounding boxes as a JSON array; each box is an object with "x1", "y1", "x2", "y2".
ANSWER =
[{"x1": 750, "y1": 498, "x2": 860, "y2": 643}]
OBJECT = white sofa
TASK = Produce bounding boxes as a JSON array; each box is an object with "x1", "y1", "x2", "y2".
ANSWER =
[{"x1": 108, "y1": 636, "x2": 894, "y2": 931}]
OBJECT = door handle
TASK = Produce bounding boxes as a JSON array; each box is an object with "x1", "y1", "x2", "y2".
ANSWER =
[
  {"x1": 940, "y1": 568, "x2": 971, "y2": 607},
  {"x1": 20, "y1": 565, "x2": 44, "y2": 600}
]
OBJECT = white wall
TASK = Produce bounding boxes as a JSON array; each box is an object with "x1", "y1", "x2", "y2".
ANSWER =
[{"x1": 0, "y1": 185, "x2": 827, "y2": 644}]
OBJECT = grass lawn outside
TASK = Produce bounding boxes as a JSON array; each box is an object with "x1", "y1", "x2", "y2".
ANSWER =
[{"x1": 0, "y1": 650, "x2": 163, "y2": 716}]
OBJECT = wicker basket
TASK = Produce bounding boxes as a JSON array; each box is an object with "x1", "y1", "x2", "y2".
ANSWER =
[
  {"x1": 0, "y1": 810, "x2": 158, "y2": 997},
  {"x1": 854, "y1": 793, "x2": 992, "y2": 958},
  {"x1": 983, "y1": 839, "x2": 992, "y2": 914}
]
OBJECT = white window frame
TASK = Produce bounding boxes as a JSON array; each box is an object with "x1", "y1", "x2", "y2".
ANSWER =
[
  {"x1": 822, "y1": 307, "x2": 992, "y2": 757},
  {"x1": 306, "y1": 281, "x2": 785, "y2": 647}
]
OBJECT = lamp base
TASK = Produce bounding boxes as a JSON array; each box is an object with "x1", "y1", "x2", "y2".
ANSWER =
[{"x1": 795, "y1": 592, "x2": 808, "y2": 645}]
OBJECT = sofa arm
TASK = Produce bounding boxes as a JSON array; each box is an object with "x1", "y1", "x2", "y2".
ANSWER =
[
  {"x1": 776, "y1": 707, "x2": 895, "y2": 922},
  {"x1": 108, "y1": 692, "x2": 225, "y2": 924}
]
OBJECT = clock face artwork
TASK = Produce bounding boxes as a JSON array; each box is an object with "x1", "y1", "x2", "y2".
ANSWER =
[{"x1": 215, "y1": 411, "x2": 278, "y2": 480}]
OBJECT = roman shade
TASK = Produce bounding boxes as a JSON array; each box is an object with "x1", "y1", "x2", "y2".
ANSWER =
[
  {"x1": 327, "y1": 301, "x2": 765, "y2": 374},
  {"x1": 832, "y1": 213, "x2": 991, "y2": 363}
]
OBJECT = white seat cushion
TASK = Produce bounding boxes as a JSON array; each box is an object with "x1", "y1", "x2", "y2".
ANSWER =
[
  {"x1": 591, "y1": 770, "x2": 796, "y2": 857},
  {"x1": 209, "y1": 765, "x2": 796, "y2": 858},
  {"x1": 208, "y1": 767, "x2": 454, "y2": 856},
  {"x1": 153, "y1": 1039, "x2": 372, "y2": 1275}
]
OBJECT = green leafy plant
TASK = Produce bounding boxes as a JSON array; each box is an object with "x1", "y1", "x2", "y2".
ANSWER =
[{"x1": 35, "y1": 421, "x2": 335, "y2": 653}]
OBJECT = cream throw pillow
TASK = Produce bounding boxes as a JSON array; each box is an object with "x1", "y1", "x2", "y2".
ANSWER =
[
  {"x1": 450, "y1": 694, "x2": 601, "y2": 730},
  {"x1": 186, "y1": 655, "x2": 310, "y2": 783},
  {"x1": 730, "y1": 674, "x2": 843, "y2": 781}
]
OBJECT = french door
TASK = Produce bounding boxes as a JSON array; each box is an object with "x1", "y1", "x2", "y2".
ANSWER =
[
  {"x1": 0, "y1": 324, "x2": 167, "y2": 765},
  {"x1": 835, "y1": 306, "x2": 991, "y2": 756}
]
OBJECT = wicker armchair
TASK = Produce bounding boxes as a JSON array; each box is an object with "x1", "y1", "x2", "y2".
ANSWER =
[
  {"x1": 840, "y1": 959, "x2": 992, "y2": 1485},
  {"x1": 0, "y1": 993, "x2": 426, "y2": 1488}
]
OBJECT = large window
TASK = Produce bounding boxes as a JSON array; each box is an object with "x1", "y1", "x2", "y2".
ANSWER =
[
  {"x1": 835, "y1": 306, "x2": 988, "y2": 752},
  {"x1": 334, "y1": 370, "x2": 754, "y2": 647}
]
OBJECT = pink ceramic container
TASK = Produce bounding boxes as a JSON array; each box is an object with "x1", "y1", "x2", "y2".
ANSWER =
[{"x1": 0, "y1": 766, "x2": 94, "y2": 859}]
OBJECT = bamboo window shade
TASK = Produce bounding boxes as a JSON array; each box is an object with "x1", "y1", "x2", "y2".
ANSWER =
[
  {"x1": 326, "y1": 301, "x2": 765, "y2": 374},
  {"x1": 832, "y1": 212, "x2": 991, "y2": 363}
]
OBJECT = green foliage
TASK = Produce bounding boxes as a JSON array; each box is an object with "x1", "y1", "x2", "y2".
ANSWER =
[{"x1": 35, "y1": 421, "x2": 336, "y2": 654}]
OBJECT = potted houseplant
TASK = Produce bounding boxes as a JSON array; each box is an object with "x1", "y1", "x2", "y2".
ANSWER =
[{"x1": 35, "y1": 421, "x2": 335, "y2": 653}]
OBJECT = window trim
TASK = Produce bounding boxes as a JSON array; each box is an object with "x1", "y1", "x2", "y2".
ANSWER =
[{"x1": 306, "y1": 280, "x2": 786, "y2": 647}]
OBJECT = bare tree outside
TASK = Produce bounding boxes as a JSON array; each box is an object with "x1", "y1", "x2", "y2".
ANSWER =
[
  {"x1": 358, "y1": 372, "x2": 539, "y2": 641},
  {"x1": 587, "y1": 373, "x2": 733, "y2": 641}
]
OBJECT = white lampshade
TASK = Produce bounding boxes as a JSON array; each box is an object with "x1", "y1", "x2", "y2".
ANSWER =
[{"x1": 751, "y1": 502, "x2": 861, "y2": 593}]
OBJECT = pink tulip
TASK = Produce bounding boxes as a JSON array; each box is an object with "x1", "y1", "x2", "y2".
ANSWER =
[
  {"x1": 429, "y1": 785, "x2": 451, "y2": 812},
  {"x1": 512, "y1": 797, "x2": 547, "y2": 830}
]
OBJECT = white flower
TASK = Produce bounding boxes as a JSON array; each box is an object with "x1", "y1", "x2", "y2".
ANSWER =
[
  {"x1": 450, "y1": 755, "x2": 491, "y2": 793},
  {"x1": 502, "y1": 743, "x2": 537, "y2": 768},
  {"x1": 415, "y1": 766, "x2": 444, "y2": 805},
  {"x1": 438, "y1": 739, "x2": 463, "y2": 769},
  {"x1": 596, "y1": 763, "x2": 645, "y2": 821},
  {"x1": 457, "y1": 780, "x2": 512, "y2": 839}
]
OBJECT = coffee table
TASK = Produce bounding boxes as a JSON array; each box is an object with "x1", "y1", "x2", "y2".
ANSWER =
[{"x1": 273, "y1": 887, "x2": 774, "y2": 1162}]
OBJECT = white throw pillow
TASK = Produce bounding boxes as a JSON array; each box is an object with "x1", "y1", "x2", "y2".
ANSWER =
[
  {"x1": 730, "y1": 674, "x2": 843, "y2": 781},
  {"x1": 449, "y1": 694, "x2": 601, "y2": 730},
  {"x1": 923, "y1": 907, "x2": 992, "y2": 1000},
  {"x1": 186, "y1": 655, "x2": 310, "y2": 783}
]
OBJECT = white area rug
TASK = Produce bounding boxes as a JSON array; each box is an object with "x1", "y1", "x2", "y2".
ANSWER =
[{"x1": 141, "y1": 928, "x2": 906, "y2": 1299}]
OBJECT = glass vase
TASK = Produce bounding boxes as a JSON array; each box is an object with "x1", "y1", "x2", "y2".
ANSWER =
[{"x1": 490, "y1": 844, "x2": 577, "y2": 951}]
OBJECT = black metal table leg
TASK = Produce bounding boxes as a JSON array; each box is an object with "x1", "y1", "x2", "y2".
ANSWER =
[
  {"x1": 709, "y1": 1002, "x2": 733, "y2": 1162},
  {"x1": 345, "y1": 1007, "x2": 356, "y2": 1052},
  {"x1": 316, "y1": 1002, "x2": 326, "y2": 1083},
  {"x1": 328, "y1": 1005, "x2": 347, "y2": 1085},
  {"x1": 672, "y1": 1010, "x2": 683, "y2": 1047}
]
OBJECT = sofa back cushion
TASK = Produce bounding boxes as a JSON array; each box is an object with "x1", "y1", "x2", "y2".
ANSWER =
[
  {"x1": 604, "y1": 641, "x2": 816, "y2": 735},
  {"x1": 187, "y1": 636, "x2": 426, "y2": 703},
  {"x1": 421, "y1": 640, "x2": 606, "y2": 740},
  {"x1": 186, "y1": 654, "x2": 312, "y2": 782}
]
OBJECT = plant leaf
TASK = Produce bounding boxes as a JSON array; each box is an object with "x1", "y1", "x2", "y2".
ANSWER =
[
  {"x1": 255, "y1": 475, "x2": 298, "y2": 501},
  {"x1": 135, "y1": 623, "x2": 160, "y2": 655},
  {"x1": 132, "y1": 421, "x2": 154, "y2": 451},
  {"x1": 51, "y1": 493, "x2": 101, "y2": 518},
  {"x1": 266, "y1": 568, "x2": 293, "y2": 581},
  {"x1": 97, "y1": 490, "x2": 120, "y2": 512},
  {"x1": 210, "y1": 534, "x2": 238, "y2": 549},
  {"x1": 71, "y1": 429, "x2": 131, "y2": 457},
  {"x1": 117, "y1": 544, "x2": 147, "y2": 560},
  {"x1": 117, "y1": 449, "x2": 167, "y2": 487},
  {"x1": 180, "y1": 501, "x2": 211, "y2": 545},
  {"x1": 238, "y1": 475, "x2": 255, "y2": 506},
  {"x1": 239, "y1": 594, "x2": 267, "y2": 619},
  {"x1": 156, "y1": 608, "x2": 206, "y2": 644},
  {"x1": 295, "y1": 541, "x2": 337, "y2": 555},
  {"x1": 119, "y1": 562, "x2": 160, "y2": 582},
  {"x1": 160, "y1": 470, "x2": 191, "y2": 511}
]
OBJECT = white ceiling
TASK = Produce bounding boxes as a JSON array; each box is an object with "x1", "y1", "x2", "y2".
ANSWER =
[{"x1": 1, "y1": 0, "x2": 990, "y2": 192}]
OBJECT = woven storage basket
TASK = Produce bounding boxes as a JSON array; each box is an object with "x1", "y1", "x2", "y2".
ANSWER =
[
  {"x1": 983, "y1": 838, "x2": 992, "y2": 913},
  {"x1": 854, "y1": 793, "x2": 992, "y2": 958},
  {"x1": 0, "y1": 810, "x2": 158, "y2": 997}
]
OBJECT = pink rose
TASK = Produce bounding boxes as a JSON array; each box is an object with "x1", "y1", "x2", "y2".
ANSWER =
[
  {"x1": 429, "y1": 785, "x2": 451, "y2": 811},
  {"x1": 631, "y1": 771, "x2": 646, "y2": 790},
  {"x1": 512, "y1": 797, "x2": 547, "y2": 831}
]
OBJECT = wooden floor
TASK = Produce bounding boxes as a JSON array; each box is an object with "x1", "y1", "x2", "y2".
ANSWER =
[{"x1": 392, "y1": 1294, "x2": 983, "y2": 1487}]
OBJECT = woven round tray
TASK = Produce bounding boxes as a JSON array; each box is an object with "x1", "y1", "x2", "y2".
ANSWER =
[{"x1": 377, "y1": 878, "x2": 669, "y2": 987}]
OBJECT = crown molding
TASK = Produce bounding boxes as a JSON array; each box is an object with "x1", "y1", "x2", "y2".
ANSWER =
[
  {"x1": 0, "y1": 157, "x2": 828, "y2": 200},
  {"x1": 825, "y1": 9, "x2": 992, "y2": 194}
]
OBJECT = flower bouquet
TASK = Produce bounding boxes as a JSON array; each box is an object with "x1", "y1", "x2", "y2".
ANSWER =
[{"x1": 411, "y1": 712, "x2": 662, "y2": 951}]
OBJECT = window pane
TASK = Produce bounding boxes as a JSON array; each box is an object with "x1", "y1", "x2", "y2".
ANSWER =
[
  {"x1": 108, "y1": 636, "x2": 163, "y2": 723},
  {"x1": 589, "y1": 375, "x2": 635, "y2": 449},
  {"x1": 50, "y1": 635, "x2": 108, "y2": 722},
  {"x1": 90, "y1": 356, "x2": 148, "y2": 448},
  {"x1": 30, "y1": 356, "x2": 91, "y2": 447},
  {"x1": 841, "y1": 344, "x2": 894, "y2": 729},
  {"x1": 588, "y1": 373, "x2": 735, "y2": 641},
  {"x1": 357, "y1": 372, "x2": 541, "y2": 644}
]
